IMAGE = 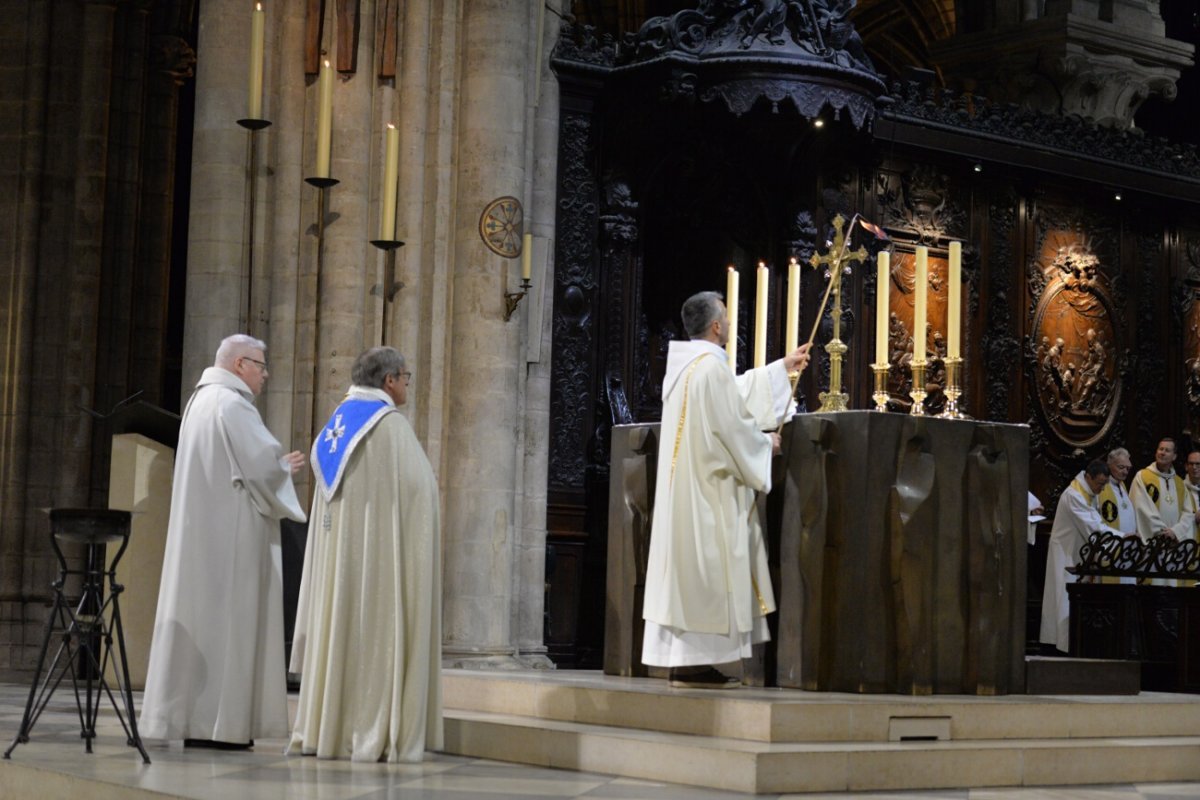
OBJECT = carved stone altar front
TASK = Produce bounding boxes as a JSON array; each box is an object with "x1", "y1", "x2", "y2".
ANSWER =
[{"x1": 606, "y1": 412, "x2": 1029, "y2": 694}]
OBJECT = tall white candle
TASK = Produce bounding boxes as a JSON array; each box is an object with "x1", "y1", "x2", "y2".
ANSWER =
[
  {"x1": 315, "y1": 59, "x2": 333, "y2": 179},
  {"x1": 726, "y1": 266, "x2": 739, "y2": 371},
  {"x1": 754, "y1": 262, "x2": 769, "y2": 368},
  {"x1": 786, "y1": 257, "x2": 800, "y2": 354},
  {"x1": 521, "y1": 233, "x2": 532, "y2": 281},
  {"x1": 248, "y1": 3, "x2": 265, "y2": 120},
  {"x1": 875, "y1": 251, "x2": 890, "y2": 366},
  {"x1": 947, "y1": 241, "x2": 962, "y2": 359},
  {"x1": 914, "y1": 247, "x2": 928, "y2": 363},
  {"x1": 379, "y1": 124, "x2": 399, "y2": 240}
]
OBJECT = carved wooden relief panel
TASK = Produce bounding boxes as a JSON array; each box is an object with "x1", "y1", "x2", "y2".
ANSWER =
[
  {"x1": 1029, "y1": 235, "x2": 1122, "y2": 448},
  {"x1": 1183, "y1": 236, "x2": 1200, "y2": 426}
]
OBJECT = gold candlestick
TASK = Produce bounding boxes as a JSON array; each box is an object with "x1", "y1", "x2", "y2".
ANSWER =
[
  {"x1": 871, "y1": 363, "x2": 890, "y2": 412},
  {"x1": 817, "y1": 268, "x2": 849, "y2": 412},
  {"x1": 909, "y1": 360, "x2": 927, "y2": 416},
  {"x1": 939, "y1": 356, "x2": 970, "y2": 419},
  {"x1": 818, "y1": 338, "x2": 849, "y2": 412}
]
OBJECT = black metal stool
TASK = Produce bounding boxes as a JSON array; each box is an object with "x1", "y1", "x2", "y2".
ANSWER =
[{"x1": 4, "y1": 508, "x2": 150, "y2": 762}]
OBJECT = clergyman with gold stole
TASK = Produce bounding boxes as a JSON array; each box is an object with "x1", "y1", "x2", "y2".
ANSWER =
[
  {"x1": 1130, "y1": 437, "x2": 1198, "y2": 543},
  {"x1": 1098, "y1": 447, "x2": 1136, "y2": 537},
  {"x1": 1039, "y1": 460, "x2": 1119, "y2": 654},
  {"x1": 641, "y1": 291, "x2": 810, "y2": 689},
  {"x1": 288, "y1": 346, "x2": 443, "y2": 762}
]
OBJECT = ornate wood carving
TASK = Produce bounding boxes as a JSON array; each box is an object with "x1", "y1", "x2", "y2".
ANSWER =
[
  {"x1": 594, "y1": 175, "x2": 640, "y2": 473},
  {"x1": 884, "y1": 82, "x2": 1200, "y2": 181},
  {"x1": 1025, "y1": 203, "x2": 1124, "y2": 446},
  {"x1": 1029, "y1": 240, "x2": 1122, "y2": 447},
  {"x1": 976, "y1": 193, "x2": 1021, "y2": 458},
  {"x1": 872, "y1": 164, "x2": 969, "y2": 413},
  {"x1": 1075, "y1": 530, "x2": 1200, "y2": 581},
  {"x1": 553, "y1": 1, "x2": 886, "y2": 126},
  {"x1": 549, "y1": 110, "x2": 600, "y2": 489},
  {"x1": 1134, "y1": 228, "x2": 1166, "y2": 450},
  {"x1": 1183, "y1": 235, "x2": 1200, "y2": 421}
]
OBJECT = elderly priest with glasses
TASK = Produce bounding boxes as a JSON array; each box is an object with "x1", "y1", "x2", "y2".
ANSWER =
[{"x1": 140, "y1": 334, "x2": 307, "y2": 749}]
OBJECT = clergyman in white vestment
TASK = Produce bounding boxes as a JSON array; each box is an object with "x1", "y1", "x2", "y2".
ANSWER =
[
  {"x1": 1130, "y1": 437, "x2": 1198, "y2": 586},
  {"x1": 1039, "y1": 460, "x2": 1118, "y2": 653},
  {"x1": 139, "y1": 334, "x2": 307, "y2": 747},
  {"x1": 288, "y1": 347, "x2": 443, "y2": 762},
  {"x1": 641, "y1": 291, "x2": 810, "y2": 688},
  {"x1": 1130, "y1": 437, "x2": 1197, "y2": 543},
  {"x1": 1184, "y1": 449, "x2": 1200, "y2": 511}
]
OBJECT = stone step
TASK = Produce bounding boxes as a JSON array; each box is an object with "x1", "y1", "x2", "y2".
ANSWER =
[
  {"x1": 444, "y1": 707, "x2": 1200, "y2": 794},
  {"x1": 443, "y1": 669, "x2": 1200, "y2": 744}
]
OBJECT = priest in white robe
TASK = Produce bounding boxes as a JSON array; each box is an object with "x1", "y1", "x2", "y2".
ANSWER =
[
  {"x1": 1130, "y1": 437, "x2": 1197, "y2": 543},
  {"x1": 288, "y1": 346, "x2": 442, "y2": 763},
  {"x1": 1184, "y1": 449, "x2": 1200, "y2": 510},
  {"x1": 1096, "y1": 447, "x2": 1137, "y2": 585},
  {"x1": 642, "y1": 291, "x2": 810, "y2": 688},
  {"x1": 1039, "y1": 460, "x2": 1118, "y2": 653},
  {"x1": 1098, "y1": 447, "x2": 1136, "y2": 537},
  {"x1": 140, "y1": 334, "x2": 307, "y2": 747}
]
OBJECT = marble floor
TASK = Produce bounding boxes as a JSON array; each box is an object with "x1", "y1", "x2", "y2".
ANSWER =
[{"x1": 2, "y1": 681, "x2": 1200, "y2": 799}]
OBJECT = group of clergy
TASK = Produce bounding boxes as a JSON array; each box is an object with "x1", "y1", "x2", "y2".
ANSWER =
[
  {"x1": 1039, "y1": 438, "x2": 1200, "y2": 653},
  {"x1": 137, "y1": 335, "x2": 441, "y2": 763}
]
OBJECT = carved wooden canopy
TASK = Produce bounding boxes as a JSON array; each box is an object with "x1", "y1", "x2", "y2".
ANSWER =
[{"x1": 553, "y1": 0, "x2": 887, "y2": 127}]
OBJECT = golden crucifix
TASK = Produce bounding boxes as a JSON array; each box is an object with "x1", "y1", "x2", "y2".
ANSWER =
[{"x1": 808, "y1": 214, "x2": 870, "y2": 412}]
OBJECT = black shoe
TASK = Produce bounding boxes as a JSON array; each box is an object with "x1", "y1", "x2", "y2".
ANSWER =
[
  {"x1": 668, "y1": 666, "x2": 741, "y2": 689},
  {"x1": 184, "y1": 738, "x2": 253, "y2": 750}
]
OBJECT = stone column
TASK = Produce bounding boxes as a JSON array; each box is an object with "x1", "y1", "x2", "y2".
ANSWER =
[
  {"x1": 183, "y1": 0, "x2": 255, "y2": 385},
  {"x1": 440, "y1": 0, "x2": 532, "y2": 665},
  {"x1": 515, "y1": 6, "x2": 561, "y2": 663},
  {"x1": 933, "y1": 0, "x2": 1194, "y2": 128}
]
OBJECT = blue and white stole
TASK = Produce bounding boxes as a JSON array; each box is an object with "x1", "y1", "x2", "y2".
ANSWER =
[{"x1": 311, "y1": 390, "x2": 395, "y2": 502}]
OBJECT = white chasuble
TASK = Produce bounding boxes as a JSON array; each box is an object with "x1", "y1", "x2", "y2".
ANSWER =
[
  {"x1": 641, "y1": 339, "x2": 792, "y2": 667},
  {"x1": 1131, "y1": 465, "x2": 1196, "y2": 586},
  {"x1": 139, "y1": 367, "x2": 306, "y2": 742},
  {"x1": 1130, "y1": 465, "x2": 1195, "y2": 543},
  {"x1": 1039, "y1": 472, "x2": 1118, "y2": 653},
  {"x1": 289, "y1": 386, "x2": 442, "y2": 763}
]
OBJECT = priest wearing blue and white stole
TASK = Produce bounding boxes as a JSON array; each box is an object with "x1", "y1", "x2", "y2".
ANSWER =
[
  {"x1": 288, "y1": 346, "x2": 443, "y2": 763},
  {"x1": 641, "y1": 291, "x2": 810, "y2": 689}
]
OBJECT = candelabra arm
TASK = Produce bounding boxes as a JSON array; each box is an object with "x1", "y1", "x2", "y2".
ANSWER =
[{"x1": 504, "y1": 278, "x2": 532, "y2": 321}]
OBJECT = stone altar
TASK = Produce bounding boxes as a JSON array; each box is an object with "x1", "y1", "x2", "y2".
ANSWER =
[{"x1": 605, "y1": 412, "x2": 1030, "y2": 694}]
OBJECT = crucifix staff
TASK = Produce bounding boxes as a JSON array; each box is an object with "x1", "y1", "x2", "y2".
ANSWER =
[{"x1": 807, "y1": 214, "x2": 871, "y2": 412}]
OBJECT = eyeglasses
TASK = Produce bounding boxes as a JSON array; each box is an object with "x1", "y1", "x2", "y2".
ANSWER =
[
  {"x1": 242, "y1": 356, "x2": 268, "y2": 370},
  {"x1": 397, "y1": 371, "x2": 413, "y2": 382},
  {"x1": 1188, "y1": 462, "x2": 1200, "y2": 468}
]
